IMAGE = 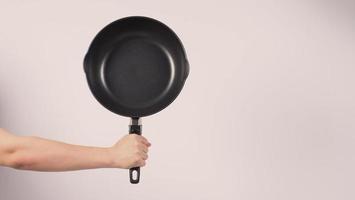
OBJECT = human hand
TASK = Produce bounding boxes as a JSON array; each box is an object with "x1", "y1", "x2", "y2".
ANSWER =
[{"x1": 108, "y1": 134, "x2": 151, "y2": 169}]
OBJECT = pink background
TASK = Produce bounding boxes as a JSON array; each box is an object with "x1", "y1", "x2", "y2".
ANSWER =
[{"x1": 1, "y1": 0, "x2": 355, "y2": 199}]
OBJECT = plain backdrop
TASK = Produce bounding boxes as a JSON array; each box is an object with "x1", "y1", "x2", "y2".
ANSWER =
[{"x1": 0, "y1": 0, "x2": 354, "y2": 200}]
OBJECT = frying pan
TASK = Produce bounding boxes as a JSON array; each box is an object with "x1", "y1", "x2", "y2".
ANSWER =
[{"x1": 83, "y1": 16, "x2": 189, "y2": 184}]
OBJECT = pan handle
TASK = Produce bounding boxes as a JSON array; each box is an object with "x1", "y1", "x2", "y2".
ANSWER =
[
  {"x1": 184, "y1": 59, "x2": 190, "y2": 80},
  {"x1": 129, "y1": 117, "x2": 142, "y2": 184}
]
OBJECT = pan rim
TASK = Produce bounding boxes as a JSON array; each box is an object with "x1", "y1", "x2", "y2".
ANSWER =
[{"x1": 84, "y1": 16, "x2": 189, "y2": 118}]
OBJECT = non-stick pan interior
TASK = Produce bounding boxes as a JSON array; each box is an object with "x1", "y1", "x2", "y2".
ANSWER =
[
  {"x1": 84, "y1": 17, "x2": 189, "y2": 117},
  {"x1": 104, "y1": 36, "x2": 173, "y2": 109}
]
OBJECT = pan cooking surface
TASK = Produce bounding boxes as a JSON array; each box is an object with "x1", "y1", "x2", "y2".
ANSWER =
[
  {"x1": 104, "y1": 37, "x2": 173, "y2": 109},
  {"x1": 85, "y1": 16, "x2": 189, "y2": 117}
]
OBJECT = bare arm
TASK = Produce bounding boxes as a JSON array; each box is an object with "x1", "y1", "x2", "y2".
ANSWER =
[{"x1": 0, "y1": 128, "x2": 150, "y2": 171}]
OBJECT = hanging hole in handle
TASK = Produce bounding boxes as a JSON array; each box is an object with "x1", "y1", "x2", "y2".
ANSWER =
[
  {"x1": 132, "y1": 170, "x2": 138, "y2": 180},
  {"x1": 130, "y1": 167, "x2": 140, "y2": 184}
]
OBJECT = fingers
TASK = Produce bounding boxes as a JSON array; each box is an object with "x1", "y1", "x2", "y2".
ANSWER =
[
  {"x1": 138, "y1": 143, "x2": 148, "y2": 153},
  {"x1": 136, "y1": 150, "x2": 148, "y2": 160},
  {"x1": 140, "y1": 152, "x2": 148, "y2": 160},
  {"x1": 137, "y1": 159, "x2": 146, "y2": 167},
  {"x1": 127, "y1": 134, "x2": 151, "y2": 168},
  {"x1": 133, "y1": 153, "x2": 147, "y2": 167},
  {"x1": 137, "y1": 135, "x2": 151, "y2": 147},
  {"x1": 131, "y1": 134, "x2": 151, "y2": 147}
]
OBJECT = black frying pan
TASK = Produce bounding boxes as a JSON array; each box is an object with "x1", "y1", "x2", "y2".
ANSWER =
[{"x1": 83, "y1": 16, "x2": 189, "y2": 184}]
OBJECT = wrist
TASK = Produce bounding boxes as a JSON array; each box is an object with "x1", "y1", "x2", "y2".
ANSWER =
[{"x1": 105, "y1": 147, "x2": 122, "y2": 168}]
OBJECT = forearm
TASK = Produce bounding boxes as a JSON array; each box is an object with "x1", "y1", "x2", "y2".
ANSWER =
[
  {"x1": 0, "y1": 130, "x2": 113, "y2": 171},
  {"x1": 16, "y1": 137, "x2": 113, "y2": 171},
  {"x1": 0, "y1": 128, "x2": 150, "y2": 171}
]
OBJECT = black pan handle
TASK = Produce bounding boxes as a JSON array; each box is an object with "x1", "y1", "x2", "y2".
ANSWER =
[
  {"x1": 184, "y1": 59, "x2": 190, "y2": 80},
  {"x1": 129, "y1": 117, "x2": 141, "y2": 184}
]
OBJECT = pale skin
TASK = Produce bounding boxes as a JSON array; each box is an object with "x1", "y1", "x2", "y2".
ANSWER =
[{"x1": 0, "y1": 128, "x2": 150, "y2": 171}]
